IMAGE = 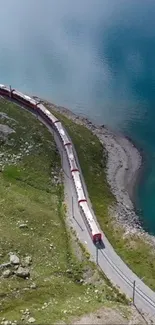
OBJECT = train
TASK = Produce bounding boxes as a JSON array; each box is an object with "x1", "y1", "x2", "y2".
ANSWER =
[{"x1": 0, "y1": 84, "x2": 102, "y2": 244}]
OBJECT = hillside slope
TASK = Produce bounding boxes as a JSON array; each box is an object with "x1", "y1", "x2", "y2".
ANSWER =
[{"x1": 0, "y1": 98, "x2": 133, "y2": 324}]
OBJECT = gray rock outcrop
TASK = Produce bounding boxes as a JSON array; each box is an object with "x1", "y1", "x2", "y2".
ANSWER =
[
  {"x1": 9, "y1": 254, "x2": 20, "y2": 265},
  {"x1": 15, "y1": 266, "x2": 30, "y2": 279}
]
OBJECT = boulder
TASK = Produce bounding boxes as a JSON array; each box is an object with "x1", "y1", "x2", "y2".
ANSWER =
[
  {"x1": 28, "y1": 317, "x2": 36, "y2": 323},
  {"x1": 10, "y1": 254, "x2": 19, "y2": 265},
  {"x1": 15, "y1": 267, "x2": 30, "y2": 279},
  {"x1": 3, "y1": 321, "x2": 10, "y2": 325},
  {"x1": 2, "y1": 269, "x2": 12, "y2": 278},
  {"x1": 19, "y1": 224, "x2": 28, "y2": 229}
]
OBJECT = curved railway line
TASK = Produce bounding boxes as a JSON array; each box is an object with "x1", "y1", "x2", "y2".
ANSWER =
[{"x1": 0, "y1": 84, "x2": 155, "y2": 320}]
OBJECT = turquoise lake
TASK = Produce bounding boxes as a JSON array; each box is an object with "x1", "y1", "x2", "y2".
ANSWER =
[{"x1": 0, "y1": 0, "x2": 155, "y2": 233}]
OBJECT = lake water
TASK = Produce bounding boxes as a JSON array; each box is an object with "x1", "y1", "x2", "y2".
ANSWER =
[{"x1": 1, "y1": 0, "x2": 155, "y2": 233}]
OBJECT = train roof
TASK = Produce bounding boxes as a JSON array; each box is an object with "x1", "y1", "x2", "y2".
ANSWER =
[
  {"x1": 72, "y1": 171, "x2": 82, "y2": 189},
  {"x1": 66, "y1": 145, "x2": 74, "y2": 158},
  {"x1": 55, "y1": 122, "x2": 70, "y2": 144},
  {"x1": 13, "y1": 90, "x2": 37, "y2": 104},
  {"x1": 80, "y1": 201, "x2": 101, "y2": 235},
  {"x1": 24, "y1": 94, "x2": 32, "y2": 100},
  {"x1": 72, "y1": 171, "x2": 86, "y2": 201},
  {"x1": 0, "y1": 84, "x2": 9, "y2": 89},
  {"x1": 37, "y1": 104, "x2": 59, "y2": 124}
]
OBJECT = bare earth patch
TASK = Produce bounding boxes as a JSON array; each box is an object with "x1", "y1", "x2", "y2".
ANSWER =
[{"x1": 71, "y1": 306, "x2": 148, "y2": 325}]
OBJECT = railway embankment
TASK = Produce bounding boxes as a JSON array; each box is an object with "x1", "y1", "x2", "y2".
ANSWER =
[
  {"x1": 0, "y1": 97, "x2": 134, "y2": 324},
  {"x1": 38, "y1": 97, "x2": 155, "y2": 291}
]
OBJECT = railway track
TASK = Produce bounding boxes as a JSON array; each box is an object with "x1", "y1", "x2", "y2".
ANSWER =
[{"x1": 0, "y1": 84, "x2": 155, "y2": 320}]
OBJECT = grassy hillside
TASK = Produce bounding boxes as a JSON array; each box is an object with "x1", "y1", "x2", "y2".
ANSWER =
[
  {"x1": 47, "y1": 106, "x2": 155, "y2": 291},
  {"x1": 0, "y1": 98, "x2": 128, "y2": 325}
]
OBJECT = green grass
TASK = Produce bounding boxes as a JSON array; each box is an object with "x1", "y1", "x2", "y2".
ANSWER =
[
  {"x1": 0, "y1": 98, "x2": 128, "y2": 324},
  {"x1": 47, "y1": 106, "x2": 155, "y2": 291}
]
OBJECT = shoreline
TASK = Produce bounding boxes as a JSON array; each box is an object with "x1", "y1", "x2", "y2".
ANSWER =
[
  {"x1": 33, "y1": 96, "x2": 155, "y2": 242},
  {"x1": 126, "y1": 137, "x2": 147, "y2": 220}
]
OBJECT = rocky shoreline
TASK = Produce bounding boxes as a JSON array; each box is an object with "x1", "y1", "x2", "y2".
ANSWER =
[{"x1": 34, "y1": 97, "x2": 155, "y2": 245}]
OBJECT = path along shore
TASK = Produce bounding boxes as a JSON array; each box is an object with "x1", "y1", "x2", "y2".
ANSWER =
[{"x1": 34, "y1": 97, "x2": 155, "y2": 246}]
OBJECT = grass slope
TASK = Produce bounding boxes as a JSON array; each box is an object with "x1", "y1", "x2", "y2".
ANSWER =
[
  {"x1": 0, "y1": 98, "x2": 128, "y2": 324},
  {"x1": 48, "y1": 107, "x2": 155, "y2": 291}
]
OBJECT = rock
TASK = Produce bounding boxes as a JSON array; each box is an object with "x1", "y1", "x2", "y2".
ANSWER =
[
  {"x1": 2, "y1": 269, "x2": 12, "y2": 278},
  {"x1": 30, "y1": 283, "x2": 37, "y2": 289},
  {"x1": 28, "y1": 318, "x2": 35, "y2": 323},
  {"x1": 9, "y1": 254, "x2": 19, "y2": 265},
  {"x1": 14, "y1": 265, "x2": 19, "y2": 270},
  {"x1": 23, "y1": 256, "x2": 32, "y2": 266},
  {"x1": 0, "y1": 262, "x2": 11, "y2": 269},
  {"x1": 19, "y1": 224, "x2": 28, "y2": 229},
  {"x1": 15, "y1": 267, "x2": 30, "y2": 279},
  {"x1": 66, "y1": 269, "x2": 72, "y2": 274},
  {"x1": 3, "y1": 321, "x2": 9, "y2": 325},
  {"x1": 3, "y1": 321, "x2": 12, "y2": 325}
]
